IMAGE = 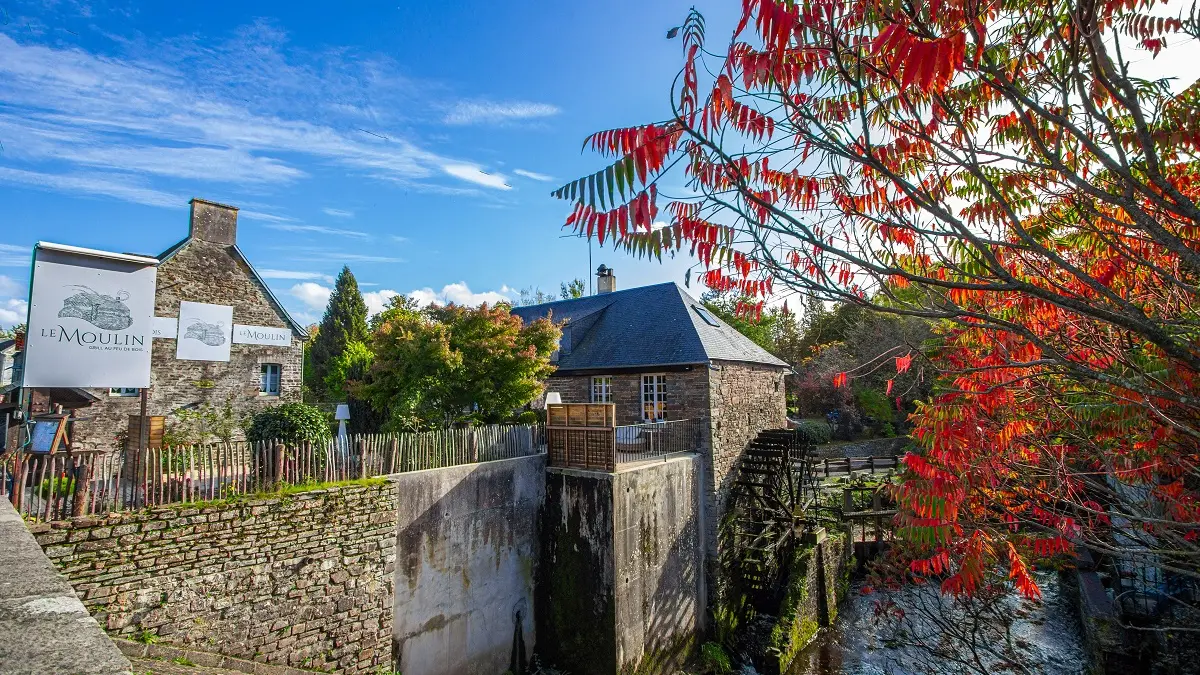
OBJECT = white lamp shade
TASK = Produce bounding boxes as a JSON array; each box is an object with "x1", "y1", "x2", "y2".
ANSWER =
[
  {"x1": 334, "y1": 403, "x2": 351, "y2": 420},
  {"x1": 544, "y1": 392, "x2": 562, "y2": 406}
]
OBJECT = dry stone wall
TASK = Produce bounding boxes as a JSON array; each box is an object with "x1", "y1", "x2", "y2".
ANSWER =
[
  {"x1": 31, "y1": 480, "x2": 396, "y2": 674},
  {"x1": 706, "y1": 362, "x2": 787, "y2": 580}
]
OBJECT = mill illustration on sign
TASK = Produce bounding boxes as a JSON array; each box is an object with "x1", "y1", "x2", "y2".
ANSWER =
[
  {"x1": 57, "y1": 285, "x2": 134, "y2": 330},
  {"x1": 184, "y1": 320, "x2": 227, "y2": 346}
]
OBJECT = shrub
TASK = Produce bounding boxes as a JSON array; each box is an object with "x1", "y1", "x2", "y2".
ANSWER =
[
  {"x1": 795, "y1": 420, "x2": 832, "y2": 445},
  {"x1": 700, "y1": 642, "x2": 733, "y2": 674},
  {"x1": 245, "y1": 403, "x2": 331, "y2": 445}
]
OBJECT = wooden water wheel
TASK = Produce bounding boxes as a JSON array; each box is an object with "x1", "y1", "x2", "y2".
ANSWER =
[{"x1": 727, "y1": 428, "x2": 824, "y2": 594}]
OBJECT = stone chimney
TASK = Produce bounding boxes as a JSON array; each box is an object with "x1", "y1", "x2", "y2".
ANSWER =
[
  {"x1": 597, "y1": 265, "x2": 616, "y2": 294},
  {"x1": 188, "y1": 198, "x2": 239, "y2": 245}
]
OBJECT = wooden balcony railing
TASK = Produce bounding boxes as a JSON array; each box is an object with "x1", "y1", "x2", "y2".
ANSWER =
[{"x1": 546, "y1": 403, "x2": 703, "y2": 471}]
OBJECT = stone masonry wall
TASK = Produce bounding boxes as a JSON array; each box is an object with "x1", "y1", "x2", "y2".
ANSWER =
[
  {"x1": 77, "y1": 204, "x2": 304, "y2": 451},
  {"x1": 544, "y1": 366, "x2": 710, "y2": 427},
  {"x1": 32, "y1": 480, "x2": 396, "y2": 674},
  {"x1": 705, "y1": 362, "x2": 787, "y2": 581}
]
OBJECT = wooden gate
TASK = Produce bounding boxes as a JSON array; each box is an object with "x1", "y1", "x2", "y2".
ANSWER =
[{"x1": 546, "y1": 403, "x2": 616, "y2": 471}]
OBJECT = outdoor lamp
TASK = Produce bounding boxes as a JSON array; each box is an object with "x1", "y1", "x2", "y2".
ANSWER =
[{"x1": 545, "y1": 392, "x2": 562, "y2": 406}]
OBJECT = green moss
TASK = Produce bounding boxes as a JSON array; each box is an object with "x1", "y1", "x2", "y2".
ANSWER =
[
  {"x1": 699, "y1": 641, "x2": 733, "y2": 674},
  {"x1": 769, "y1": 544, "x2": 822, "y2": 671},
  {"x1": 161, "y1": 476, "x2": 389, "y2": 510}
]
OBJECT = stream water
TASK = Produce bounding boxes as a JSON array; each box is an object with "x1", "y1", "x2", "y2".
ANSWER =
[{"x1": 783, "y1": 572, "x2": 1089, "y2": 675}]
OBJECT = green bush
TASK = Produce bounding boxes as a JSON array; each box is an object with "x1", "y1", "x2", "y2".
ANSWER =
[
  {"x1": 855, "y1": 388, "x2": 894, "y2": 427},
  {"x1": 38, "y1": 476, "x2": 74, "y2": 500},
  {"x1": 245, "y1": 403, "x2": 331, "y2": 445},
  {"x1": 795, "y1": 420, "x2": 832, "y2": 445},
  {"x1": 700, "y1": 642, "x2": 733, "y2": 674},
  {"x1": 514, "y1": 409, "x2": 541, "y2": 425}
]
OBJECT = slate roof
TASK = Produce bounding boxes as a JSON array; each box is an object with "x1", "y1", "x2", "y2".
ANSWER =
[{"x1": 510, "y1": 282, "x2": 789, "y2": 372}]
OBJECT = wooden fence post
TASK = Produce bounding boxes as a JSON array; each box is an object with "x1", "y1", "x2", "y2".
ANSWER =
[
  {"x1": 356, "y1": 438, "x2": 368, "y2": 479},
  {"x1": 273, "y1": 443, "x2": 285, "y2": 487},
  {"x1": 72, "y1": 456, "x2": 90, "y2": 517}
]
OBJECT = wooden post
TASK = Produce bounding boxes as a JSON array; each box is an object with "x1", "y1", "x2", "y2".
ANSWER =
[
  {"x1": 273, "y1": 443, "x2": 285, "y2": 487},
  {"x1": 842, "y1": 487, "x2": 855, "y2": 563},
  {"x1": 873, "y1": 489, "x2": 883, "y2": 545},
  {"x1": 72, "y1": 455, "x2": 90, "y2": 517},
  {"x1": 356, "y1": 438, "x2": 367, "y2": 479}
]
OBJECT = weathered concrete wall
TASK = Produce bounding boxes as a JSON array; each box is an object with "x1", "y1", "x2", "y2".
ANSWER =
[
  {"x1": 393, "y1": 455, "x2": 544, "y2": 675},
  {"x1": 32, "y1": 480, "x2": 396, "y2": 674},
  {"x1": 537, "y1": 467, "x2": 617, "y2": 675},
  {"x1": 0, "y1": 497, "x2": 132, "y2": 675},
  {"x1": 79, "y1": 200, "x2": 304, "y2": 450},
  {"x1": 540, "y1": 457, "x2": 703, "y2": 675},
  {"x1": 612, "y1": 455, "x2": 703, "y2": 674}
]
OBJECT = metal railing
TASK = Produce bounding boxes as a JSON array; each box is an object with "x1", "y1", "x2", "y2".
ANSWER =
[
  {"x1": 614, "y1": 419, "x2": 704, "y2": 465},
  {"x1": 1, "y1": 424, "x2": 545, "y2": 522}
]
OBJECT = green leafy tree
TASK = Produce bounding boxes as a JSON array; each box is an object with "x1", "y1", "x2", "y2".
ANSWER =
[
  {"x1": 245, "y1": 402, "x2": 331, "y2": 445},
  {"x1": 560, "y1": 278, "x2": 586, "y2": 300},
  {"x1": 0, "y1": 323, "x2": 25, "y2": 340},
  {"x1": 307, "y1": 267, "x2": 368, "y2": 400},
  {"x1": 357, "y1": 302, "x2": 560, "y2": 430}
]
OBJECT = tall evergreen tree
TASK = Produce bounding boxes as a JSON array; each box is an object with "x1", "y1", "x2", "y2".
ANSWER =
[{"x1": 306, "y1": 266, "x2": 368, "y2": 401}]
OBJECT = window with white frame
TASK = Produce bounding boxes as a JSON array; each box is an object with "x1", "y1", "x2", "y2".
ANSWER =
[
  {"x1": 641, "y1": 374, "x2": 666, "y2": 421},
  {"x1": 109, "y1": 387, "x2": 139, "y2": 397},
  {"x1": 260, "y1": 364, "x2": 281, "y2": 396},
  {"x1": 591, "y1": 376, "x2": 612, "y2": 403}
]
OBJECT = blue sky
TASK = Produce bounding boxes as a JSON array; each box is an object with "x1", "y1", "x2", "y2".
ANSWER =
[{"x1": 0, "y1": 0, "x2": 740, "y2": 328}]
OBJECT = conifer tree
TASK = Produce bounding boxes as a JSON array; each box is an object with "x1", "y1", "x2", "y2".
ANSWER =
[{"x1": 306, "y1": 266, "x2": 368, "y2": 401}]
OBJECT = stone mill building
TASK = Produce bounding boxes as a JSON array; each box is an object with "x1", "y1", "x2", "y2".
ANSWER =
[
  {"x1": 68, "y1": 198, "x2": 308, "y2": 450},
  {"x1": 510, "y1": 269, "x2": 791, "y2": 581}
]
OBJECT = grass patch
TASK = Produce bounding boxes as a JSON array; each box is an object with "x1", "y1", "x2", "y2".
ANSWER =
[{"x1": 157, "y1": 476, "x2": 390, "y2": 510}]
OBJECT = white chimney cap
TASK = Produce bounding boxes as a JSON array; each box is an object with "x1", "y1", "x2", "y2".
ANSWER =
[
  {"x1": 334, "y1": 404, "x2": 351, "y2": 420},
  {"x1": 545, "y1": 392, "x2": 563, "y2": 406}
]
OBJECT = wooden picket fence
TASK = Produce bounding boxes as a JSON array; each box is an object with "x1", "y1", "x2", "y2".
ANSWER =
[{"x1": 0, "y1": 424, "x2": 545, "y2": 522}]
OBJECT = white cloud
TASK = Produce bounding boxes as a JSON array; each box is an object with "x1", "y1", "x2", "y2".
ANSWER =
[
  {"x1": 264, "y1": 223, "x2": 369, "y2": 238},
  {"x1": 259, "y1": 269, "x2": 334, "y2": 283},
  {"x1": 0, "y1": 244, "x2": 31, "y2": 267},
  {"x1": 0, "y1": 166, "x2": 182, "y2": 209},
  {"x1": 390, "y1": 235, "x2": 409, "y2": 244},
  {"x1": 0, "y1": 275, "x2": 23, "y2": 297},
  {"x1": 408, "y1": 282, "x2": 511, "y2": 308},
  {"x1": 0, "y1": 298, "x2": 28, "y2": 326},
  {"x1": 443, "y1": 100, "x2": 560, "y2": 125},
  {"x1": 322, "y1": 207, "x2": 354, "y2": 218},
  {"x1": 239, "y1": 210, "x2": 294, "y2": 223},
  {"x1": 362, "y1": 289, "x2": 400, "y2": 317},
  {"x1": 289, "y1": 282, "x2": 331, "y2": 310},
  {"x1": 0, "y1": 30, "x2": 528, "y2": 202},
  {"x1": 513, "y1": 169, "x2": 554, "y2": 182},
  {"x1": 441, "y1": 164, "x2": 511, "y2": 191}
]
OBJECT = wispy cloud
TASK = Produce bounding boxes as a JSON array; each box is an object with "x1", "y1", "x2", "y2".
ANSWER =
[
  {"x1": 443, "y1": 100, "x2": 560, "y2": 125},
  {"x1": 0, "y1": 166, "x2": 182, "y2": 208},
  {"x1": 340, "y1": 252, "x2": 406, "y2": 263},
  {"x1": 264, "y1": 223, "x2": 370, "y2": 238},
  {"x1": 442, "y1": 164, "x2": 510, "y2": 190},
  {"x1": 0, "y1": 28, "x2": 521, "y2": 204},
  {"x1": 408, "y1": 281, "x2": 510, "y2": 307},
  {"x1": 240, "y1": 210, "x2": 295, "y2": 223},
  {"x1": 390, "y1": 235, "x2": 409, "y2": 244},
  {"x1": 0, "y1": 244, "x2": 31, "y2": 267},
  {"x1": 322, "y1": 207, "x2": 354, "y2": 218},
  {"x1": 513, "y1": 168, "x2": 554, "y2": 182},
  {"x1": 259, "y1": 269, "x2": 335, "y2": 284}
]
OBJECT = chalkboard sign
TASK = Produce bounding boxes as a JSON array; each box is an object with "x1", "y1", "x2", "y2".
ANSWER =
[{"x1": 29, "y1": 417, "x2": 67, "y2": 454}]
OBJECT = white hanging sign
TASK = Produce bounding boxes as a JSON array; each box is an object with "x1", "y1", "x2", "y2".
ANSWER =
[
  {"x1": 232, "y1": 324, "x2": 291, "y2": 347},
  {"x1": 23, "y1": 243, "x2": 158, "y2": 388},
  {"x1": 152, "y1": 316, "x2": 177, "y2": 339},
  {"x1": 176, "y1": 301, "x2": 233, "y2": 362}
]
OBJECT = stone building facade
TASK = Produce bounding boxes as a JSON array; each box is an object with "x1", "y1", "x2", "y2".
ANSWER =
[
  {"x1": 74, "y1": 199, "x2": 306, "y2": 450},
  {"x1": 512, "y1": 278, "x2": 790, "y2": 600}
]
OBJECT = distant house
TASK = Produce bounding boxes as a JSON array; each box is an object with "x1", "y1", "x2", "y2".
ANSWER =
[
  {"x1": 511, "y1": 267, "x2": 791, "y2": 558},
  {"x1": 13, "y1": 199, "x2": 308, "y2": 451}
]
